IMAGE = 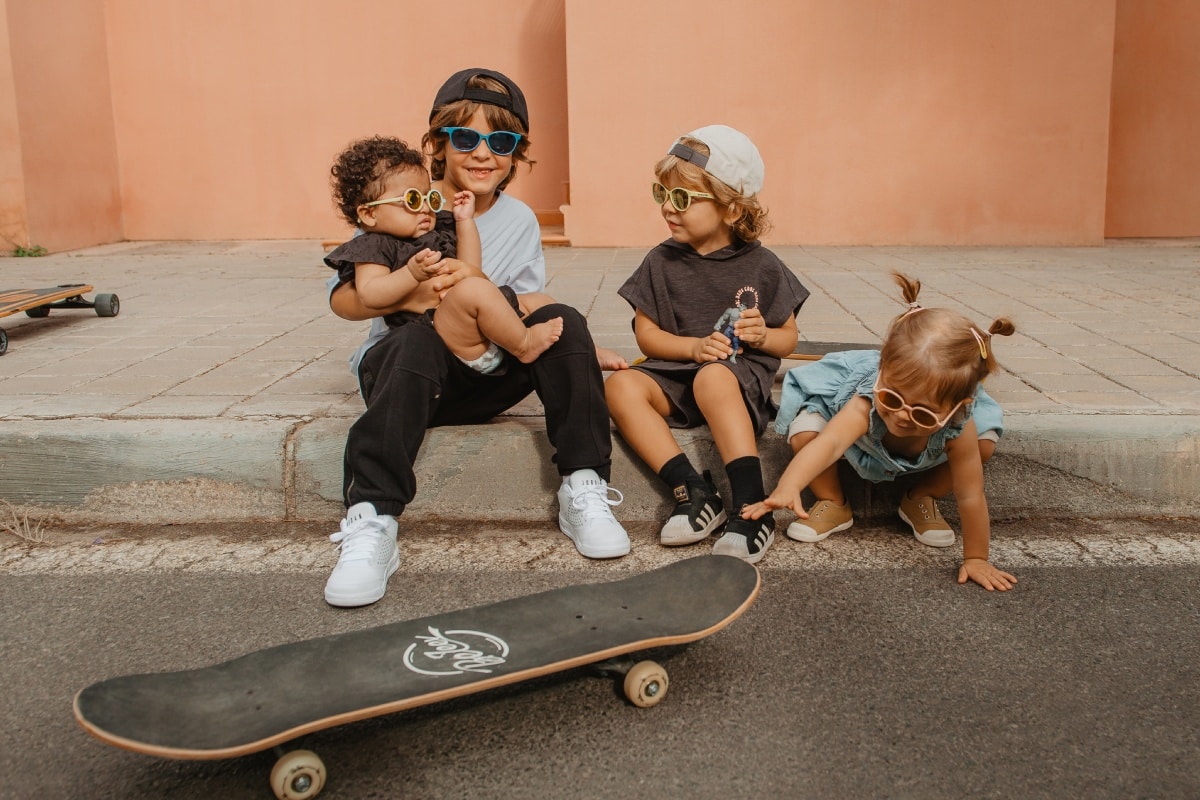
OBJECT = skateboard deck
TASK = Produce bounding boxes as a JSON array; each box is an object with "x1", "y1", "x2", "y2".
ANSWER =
[
  {"x1": 75, "y1": 555, "x2": 759, "y2": 798},
  {"x1": 0, "y1": 284, "x2": 119, "y2": 355},
  {"x1": 787, "y1": 340, "x2": 880, "y2": 361}
]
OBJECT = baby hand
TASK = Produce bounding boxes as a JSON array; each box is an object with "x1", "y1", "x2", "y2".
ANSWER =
[
  {"x1": 733, "y1": 307, "x2": 767, "y2": 349},
  {"x1": 452, "y1": 190, "x2": 476, "y2": 221},
  {"x1": 406, "y1": 248, "x2": 446, "y2": 282},
  {"x1": 958, "y1": 558, "x2": 1018, "y2": 592},
  {"x1": 741, "y1": 490, "x2": 805, "y2": 520}
]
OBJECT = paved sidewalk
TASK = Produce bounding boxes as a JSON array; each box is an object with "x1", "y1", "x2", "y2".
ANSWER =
[{"x1": 0, "y1": 240, "x2": 1196, "y2": 527}]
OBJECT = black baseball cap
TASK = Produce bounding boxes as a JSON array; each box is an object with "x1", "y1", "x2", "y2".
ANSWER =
[{"x1": 430, "y1": 68, "x2": 529, "y2": 131}]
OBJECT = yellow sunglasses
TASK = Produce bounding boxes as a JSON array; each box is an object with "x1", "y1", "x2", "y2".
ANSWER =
[
  {"x1": 363, "y1": 188, "x2": 445, "y2": 213},
  {"x1": 652, "y1": 182, "x2": 714, "y2": 212}
]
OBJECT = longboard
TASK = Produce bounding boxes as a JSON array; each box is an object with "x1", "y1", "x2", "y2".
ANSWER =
[
  {"x1": 74, "y1": 555, "x2": 760, "y2": 799},
  {"x1": 787, "y1": 340, "x2": 880, "y2": 361},
  {"x1": 0, "y1": 284, "x2": 119, "y2": 355}
]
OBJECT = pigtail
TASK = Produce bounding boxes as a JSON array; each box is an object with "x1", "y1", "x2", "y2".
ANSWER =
[
  {"x1": 891, "y1": 272, "x2": 921, "y2": 307},
  {"x1": 988, "y1": 317, "x2": 1015, "y2": 338}
]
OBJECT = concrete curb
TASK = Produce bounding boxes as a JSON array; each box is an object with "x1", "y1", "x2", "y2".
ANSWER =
[{"x1": 3, "y1": 413, "x2": 1196, "y2": 525}]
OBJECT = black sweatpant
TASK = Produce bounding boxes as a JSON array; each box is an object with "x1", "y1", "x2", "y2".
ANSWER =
[{"x1": 343, "y1": 303, "x2": 611, "y2": 516}]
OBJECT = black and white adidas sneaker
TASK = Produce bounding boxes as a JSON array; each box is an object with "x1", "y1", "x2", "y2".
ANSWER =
[
  {"x1": 659, "y1": 475, "x2": 727, "y2": 546},
  {"x1": 712, "y1": 509, "x2": 775, "y2": 564}
]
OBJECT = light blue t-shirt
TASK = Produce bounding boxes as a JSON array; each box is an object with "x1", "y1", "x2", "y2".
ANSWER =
[
  {"x1": 327, "y1": 191, "x2": 546, "y2": 376},
  {"x1": 775, "y1": 349, "x2": 1003, "y2": 482}
]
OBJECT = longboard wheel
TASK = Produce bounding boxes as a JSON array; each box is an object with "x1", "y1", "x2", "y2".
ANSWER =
[
  {"x1": 24, "y1": 305, "x2": 50, "y2": 318},
  {"x1": 270, "y1": 749, "x2": 326, "y2": 800},
  {"x1": 623, "y1": 660, "x2": 669, "y2": 708},
  {"x1": 94, "y1": 294, "x2": 119, "y2": 317}
]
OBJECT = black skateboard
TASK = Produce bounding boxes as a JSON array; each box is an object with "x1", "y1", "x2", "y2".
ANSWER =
[{"x1": 74, "y1": 555, "x2": 760, "y2": 799}]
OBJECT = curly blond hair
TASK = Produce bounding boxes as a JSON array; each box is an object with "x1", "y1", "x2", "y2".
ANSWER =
[{"x1": 654, "y1": 135, "x2": 771, "y2": 242}]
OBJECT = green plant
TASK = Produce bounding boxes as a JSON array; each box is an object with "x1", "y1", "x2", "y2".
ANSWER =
[{"x1": 12, "y1": 244, "x2": 48, "y2": 257}]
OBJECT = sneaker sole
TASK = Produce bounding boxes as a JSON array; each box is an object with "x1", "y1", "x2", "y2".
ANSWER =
[
  {"x1": 324, "y1": 549, "x2": 400, "y2": 607},
  {"x1": 897, "y1": 508, "x2": 955, "y2": 548},
  {"x1": 558, "y1": 516, "x2": 631, "y2": 559},
  {"x1": 660, "y1": 509, "x2": 728, "y2": 546},
  {"x1": 786, "y1": 518, "x2": 853, "y2": 543},
  {"x1": 712, "y1": 530, "x2": 775, "y2": 565}
]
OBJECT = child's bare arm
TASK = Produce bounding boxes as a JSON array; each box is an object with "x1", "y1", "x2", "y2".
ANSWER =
[
  {"x1": 451, "y1": 191, "x2": 482, "y2": 271},
  {"x1": 632, "y1": 309, "x2": 736, "y2": 363},
  {"x1": 355, "y1": 261, "x2": 421, "y2": 310},
  {"x1": 742, "y1": 398, "x2": 872, "y2": 519},
  {"x1": 330, "y1": 280, "x2": 398, "y2": 320},
  {"x1": 947, "y1": 426, "x2": 1017, "y2": 591},
  {"x1": 732, "y1": 310, "x2": 799, "y2": 359}
]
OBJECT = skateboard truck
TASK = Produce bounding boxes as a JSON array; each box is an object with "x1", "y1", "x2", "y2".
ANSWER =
[{"x1": 0, "y1": 283, "x2": 120, "y2": 355}]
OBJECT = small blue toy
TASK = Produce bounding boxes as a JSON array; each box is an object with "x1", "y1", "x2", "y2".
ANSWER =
[{"x1": 714, "y1": 304, "x2": 746, "y2": 363}]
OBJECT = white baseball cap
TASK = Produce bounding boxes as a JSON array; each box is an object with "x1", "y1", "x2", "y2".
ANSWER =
[{"x1": 667, "y1": 124, "x2": 764, "y2": 196}]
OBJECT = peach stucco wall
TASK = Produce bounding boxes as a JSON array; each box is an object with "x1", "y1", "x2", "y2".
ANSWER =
[
  {"x1": 4, "y1": 0, "x2": 122, "y2": 252},
  {"x1": 2, "y1": 1, "x2": 1199, "y2": 250},
  {"x1": 102, "y1": 0, "x2": 570, "y2": 242},
  {"x1": 564, "y1": 0, "x2": 1117, "y2": 247},
  {"x1": 1105, "y1": 0, "x2": 1200, "y2": 237},
  {"x1": 0, "y1": 0, "x2": 29, "y2": 250}
]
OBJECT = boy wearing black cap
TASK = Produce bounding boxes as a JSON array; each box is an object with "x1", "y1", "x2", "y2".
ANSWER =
[{"x1": 324, "y1": 69, "x2": 630, "y2": 607}]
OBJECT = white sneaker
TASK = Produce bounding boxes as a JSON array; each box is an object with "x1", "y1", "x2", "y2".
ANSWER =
[
  {"x1": 557, "y1": 469, "x2": 630, "y2": 559},
  {"x1": 324, "y1": 502, "x2": 400, "y2": 607}
]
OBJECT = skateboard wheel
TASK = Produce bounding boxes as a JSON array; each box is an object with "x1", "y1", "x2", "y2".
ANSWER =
[
  {"x1": 94, "y1": 293, "x2": 119, "y2": 317},
  {"x1": 270, "y1": 749, "x2": 326, "y2": 800},
  {"x1": 623, "y1": 660, "x2": 669, "y2": 708},
  {"x1": 24, "y1": 305, "x2": 50, "y2": 318}
]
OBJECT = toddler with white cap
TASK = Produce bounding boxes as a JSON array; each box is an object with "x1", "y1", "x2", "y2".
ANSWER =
[{"x1": 606, "y1": 124, "x2": 811, "y2": 564}]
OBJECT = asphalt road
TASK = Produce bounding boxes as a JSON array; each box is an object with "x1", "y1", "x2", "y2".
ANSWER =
[{"x1": 2, "y1": 518, "x2": 1199, "y2": 799}]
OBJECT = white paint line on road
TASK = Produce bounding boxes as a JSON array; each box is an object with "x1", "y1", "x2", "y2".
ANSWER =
[{"x1": 3, "y1": 522, "x2": 1198, "y2": 576}]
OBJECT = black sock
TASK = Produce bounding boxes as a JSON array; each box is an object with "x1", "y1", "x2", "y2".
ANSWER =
[
  {"x1": 725, "y1": 456, "x2": 765, "y2": 512},
  {"x1": 658, "y1": 453, "x2": 702, "y2": 492}
]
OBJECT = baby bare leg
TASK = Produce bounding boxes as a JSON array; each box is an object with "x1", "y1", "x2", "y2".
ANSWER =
[
  {"x1": 435, "y1": 277, "x2": 562, "y2": 364},
  {"x1": 909, "y1": 439, "x2": 996, "y2": 499}
]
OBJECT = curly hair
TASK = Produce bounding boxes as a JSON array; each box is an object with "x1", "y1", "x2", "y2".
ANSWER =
[
  {"x1": 654, "y1": 135, "x2": 771, "y2": 242},
  {"x1": 880, "y1": 272, "x2": 1016, "y2": 409},
  {"x1": 330, "y1": 136, "x2": 427, "y2": 226},
  {"x1": 422, "y1": 74, "x2": 534, "y2": 192}
]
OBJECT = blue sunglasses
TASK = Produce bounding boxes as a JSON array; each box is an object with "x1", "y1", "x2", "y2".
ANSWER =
[{"x1": 441, "y1": 127, "x2": 523, "y2": 156}]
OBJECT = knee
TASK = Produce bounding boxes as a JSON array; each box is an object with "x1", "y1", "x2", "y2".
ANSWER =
[
  {"x1": 444, "y1": 276, "x2": 491, "y2": 307},
  {"x1": 788, "y1": 430, "x2": 820, "y2": 455},
  {"x1": 529, "y1": 302, "x2": 592, "y2": 353},
  {"x1": 604, "y1": 369, "x2": 636, "y2": 407},
  {"x1": 978, "y1": 438, "x2": 997, "y2": 464},
  {"x1": 693, "y1": 363, "x2": 738, "y2": 401},
  {"x1": 529, "y1": 301, "x2": 584, "y2": 328}
]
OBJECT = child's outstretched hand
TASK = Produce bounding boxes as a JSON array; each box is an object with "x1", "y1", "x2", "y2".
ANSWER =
[
  {"x1": 405, "y1": 248, "x2": 447, "y2": 282},
  {"x1": 741, "y1": 489, "x2": 806, "y2": 521},
  {"x1": 959, "y1": 558, "x2": 1018, "y2": 592},
  {"x1": 451, "y1": 190, "x2": 476, "y2": 221}
]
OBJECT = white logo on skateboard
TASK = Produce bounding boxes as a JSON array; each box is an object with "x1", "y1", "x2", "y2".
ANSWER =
[{"x1": 403, "y1": 627, "x2": 510, "y2": 676}]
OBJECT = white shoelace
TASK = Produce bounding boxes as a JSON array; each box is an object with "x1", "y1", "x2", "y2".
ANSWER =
[
  {"x1": 329, "y1": 516, "x2": 389, "y2": 560},
  {"x1": 568, "y1": 482, "x2": 624, "y2": 521}
]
